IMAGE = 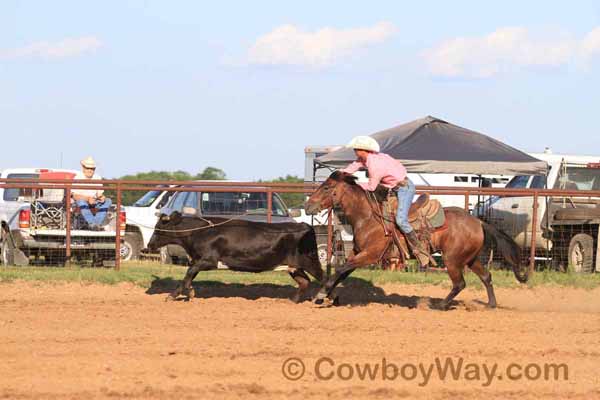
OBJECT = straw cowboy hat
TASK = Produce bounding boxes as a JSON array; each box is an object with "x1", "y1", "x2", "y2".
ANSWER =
[
  {"x1": 346, "y1": 136, "x2": 380, "y2": 153},
  {"x1": 80, "y1": 156, "x2": 97, "y2": 169}
]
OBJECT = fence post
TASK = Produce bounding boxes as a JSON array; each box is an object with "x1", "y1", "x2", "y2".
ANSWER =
[
  {"x1": 529, "y1": 191, "x2": 539, "y2": 274},
  {"x1": 464, "y1": 192, "x2": 469, "y2": 211},
  {"x1": 267, "y1": 189, "x2": 272, "y2": 223},
  {"x1": 115, "y1": 183, "x2": 122, "y2": 271},
  {"x1": 65, "y1": 186, "x2": 72, "y2": 267},
  {"x1": 327, "y1": 208, "x2": 333, "y2": 279}
]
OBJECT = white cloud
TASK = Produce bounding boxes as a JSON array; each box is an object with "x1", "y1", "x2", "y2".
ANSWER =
[
  {"x1": 581, "y1": 27, "x2": 600, "y2": 59},
  {"x1": 423, "y1": 27, "x2": 600, "y2": 78},
  {"x1": 248, "y1": 22, "x2": 396, "y2": 67},
  {"x1": 1, "y1": 36, "x2": 103, "y2": 60}
]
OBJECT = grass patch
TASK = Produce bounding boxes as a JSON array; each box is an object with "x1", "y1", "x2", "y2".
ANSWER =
[{"x1": 0, "y1": 261, "x2": 599, "y2": 290}]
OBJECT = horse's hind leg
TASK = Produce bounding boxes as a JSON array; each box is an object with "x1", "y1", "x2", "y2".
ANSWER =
[
  {"x1": 468, "y1": 258, "x2": 497, "y2": 308},
  {"x1": 441, "y1": 260, "x2": 466, "y2": 310},
  {"x1": 288, "y1": 267, "x2": 311, "y2": 303}
]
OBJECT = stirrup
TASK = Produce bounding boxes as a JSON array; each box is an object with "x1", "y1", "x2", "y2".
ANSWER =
[{"x1": 414, "y1": 249, "x2": 438, "y2": 268}]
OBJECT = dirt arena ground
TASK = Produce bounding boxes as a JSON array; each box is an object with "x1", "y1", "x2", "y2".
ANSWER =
[{"x1": 1, "y1": 280, "x2": 600, "y2": 400}]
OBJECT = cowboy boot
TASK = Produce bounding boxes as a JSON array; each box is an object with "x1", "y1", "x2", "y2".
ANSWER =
[{"x1": 406, "y1": 231, "x2": 430, "y2": 271}]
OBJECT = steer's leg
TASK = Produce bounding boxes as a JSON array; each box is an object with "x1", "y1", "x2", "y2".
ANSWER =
[
  {"x1": 288, "y1": 267, "x2": 311, "y2": 303},
  {"x1": 167, "y1": 259, "x2": 216, "y2": 301}
]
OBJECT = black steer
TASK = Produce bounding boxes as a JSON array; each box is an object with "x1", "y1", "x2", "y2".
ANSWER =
[{"x1": 148, "y1": 212, "x2": 323, "y2": 302}]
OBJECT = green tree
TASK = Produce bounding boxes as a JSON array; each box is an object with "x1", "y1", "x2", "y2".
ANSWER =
[
  {"x1": 260, "y1": 175, "x2": 305, "y2": 209},
  {"x1": 195, "y1": 167, "x2": 227, "y2": 180},
  {"x1": 106, "y1": 168, "x2": 227, "y2": 206}
]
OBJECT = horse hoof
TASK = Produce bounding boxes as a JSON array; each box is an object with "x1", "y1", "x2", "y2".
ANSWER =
[
  {"x1": 331, "y1": 296, "x2": 340, "y2": 306},
  {"x1": 314, "y1": 298, "x2": 324, "y2": 305},
  {"x1": 487, "y1": 302, "x2": 497, "y2": 309}
]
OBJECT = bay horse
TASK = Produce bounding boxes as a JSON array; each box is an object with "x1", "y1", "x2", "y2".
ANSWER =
[{"x1": 304, "y1": 171, "x2": 529, "y2": 309}]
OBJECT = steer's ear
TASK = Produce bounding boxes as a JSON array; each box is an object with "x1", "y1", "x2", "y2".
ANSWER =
[{"x1": 170, "y1": 211, "x2": 182, "y2": 224}]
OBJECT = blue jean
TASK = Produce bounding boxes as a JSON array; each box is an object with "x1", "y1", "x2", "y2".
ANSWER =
[
  {"x1": 395, "y1": 179, "x2": 415, "y2": 234},
  {"x1": 76, "y1": 198, "x2": 112, "y2": 226}
]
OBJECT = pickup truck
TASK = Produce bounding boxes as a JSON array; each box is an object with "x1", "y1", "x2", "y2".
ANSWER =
[
  {"x1": 121, "y1": 187, "x2": 174, "y2": 261},
  {"x1": 476, "y1": 152, "x2": 600, "y2": 273},
  {"x1": 0, "y1": 168, "x2": 125, "y2": 267}
]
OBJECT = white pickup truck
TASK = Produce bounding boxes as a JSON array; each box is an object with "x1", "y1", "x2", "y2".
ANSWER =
[
  {"x1": 121, "y1": 188, "x2": 174, "y2": 261},
  {"x1": 476, "y1": 152, "x2": 600, "y2": 273},
  {"x1": 0, "y1": 168, "x2": 125, "y2": 267}
]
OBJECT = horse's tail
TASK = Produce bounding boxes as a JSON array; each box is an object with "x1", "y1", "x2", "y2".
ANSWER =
[{"x1": 481, "y1": 222, "x2": 529, "y2": 283}]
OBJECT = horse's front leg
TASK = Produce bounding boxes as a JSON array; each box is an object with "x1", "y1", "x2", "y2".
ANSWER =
[{"x1": 314, "y1": 250, "x2": 380, "y2": 305}]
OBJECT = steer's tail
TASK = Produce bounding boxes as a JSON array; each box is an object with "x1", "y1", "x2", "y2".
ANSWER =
[{"x1": 482, "y1": 222, "x2": 529, "y2": 283}]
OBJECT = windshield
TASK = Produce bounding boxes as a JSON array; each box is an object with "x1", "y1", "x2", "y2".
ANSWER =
[
  {"x1": 554, "y1": 166, "x2": 600, "y2": 191},
  {"x1": 505, "y1": 175, "x2": 531, "y2": 189},
  {"x1": 132, "y1": 190, "x2": 163, "y2": 207},
  {"x1": 3, "y1": 173, "x2": 39, "y2": 201}
]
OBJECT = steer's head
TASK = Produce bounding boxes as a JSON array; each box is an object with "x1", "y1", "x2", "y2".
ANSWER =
[
  {"x1": 147, "y1": 211, "x2": 183, "y2": 251},
  {"x1": 304, "y1": 171, "x2": 357, "y2": 215}
]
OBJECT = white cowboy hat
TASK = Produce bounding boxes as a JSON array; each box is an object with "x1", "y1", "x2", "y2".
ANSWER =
[
  {"x1": 346, "y1": 136, "x2": 380, "y2": 153},
  {"x1": 80, "y1": 156, "x2": 97, "y2": 169}
]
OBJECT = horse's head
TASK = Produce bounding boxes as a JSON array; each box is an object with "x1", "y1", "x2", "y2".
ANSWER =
[{"x1": 304, "y1": 171, "x2": 358, "y2": 215}]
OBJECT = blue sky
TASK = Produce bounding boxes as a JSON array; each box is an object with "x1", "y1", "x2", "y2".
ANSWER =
[{"x1": 1, "y1": 1, "x2": 599, "y2": 179}]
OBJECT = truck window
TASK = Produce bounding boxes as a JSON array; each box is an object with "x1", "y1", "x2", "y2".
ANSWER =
[
  {"x1": 554, "y1": 167, "x2": 600, "y2": 191},
  {"x1": 530, "y1": 175, "x2": 547, "y2": 189},
  {"x1": 3, "y1": 173, "x2": 39, "y2": 201},
  {"x1": 169, "y1": 191, "x2": 189, "y2": 213},
  {"x1": 132, "y1": 190, "x2": 162, "y2": 207},
  {"x1": 183, "y1": 192, "x2": 199, "y2": 209},
  {"x1": 200, "y1": 192, "x2": 288, "y2": 216},
  {"x1": 201, "y1": 192, "x2": 246, "y2": 214},
  {"x1": 272, "y1": 195, "x2": 288, "y2": 216},
  {"x1": 505, "y1": 175, "x2": 531, "y2": 189}
]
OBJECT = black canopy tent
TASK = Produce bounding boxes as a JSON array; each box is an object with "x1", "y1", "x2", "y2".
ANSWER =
[{"x1": 315, "y1": 116, "x2": 548, "y2": 176}]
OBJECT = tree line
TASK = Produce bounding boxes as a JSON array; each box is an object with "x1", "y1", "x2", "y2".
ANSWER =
[{"x1": 105, "y1": 167, "x2": 305, "y2": 208}]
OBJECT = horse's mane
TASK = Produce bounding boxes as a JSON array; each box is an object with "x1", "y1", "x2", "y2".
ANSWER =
[
  {"x1": 330, "y1": 171, "x2": 389, "y2": 204},
  {"x1": 329, "y1": 170, "x2": 359, "y2": 186}
]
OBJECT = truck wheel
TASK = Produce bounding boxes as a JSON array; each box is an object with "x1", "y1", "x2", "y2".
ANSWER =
[
  {"x1": 317, "y1": 243, "x2": 329, "y2": 267},
  {"x1": 1, "y1": 230, "x2": 15, "y2": 266},
  {"x1": 121, "y1": 233, "x2": 142, "y2": 261},
  {"x1": 568, "y1": 233, "x2": 594, "y2": 273}
]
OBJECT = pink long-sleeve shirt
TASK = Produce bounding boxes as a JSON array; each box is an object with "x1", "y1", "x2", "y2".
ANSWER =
[{"x1": 341, "y1": 152, "x2": 407, "y2": 191}]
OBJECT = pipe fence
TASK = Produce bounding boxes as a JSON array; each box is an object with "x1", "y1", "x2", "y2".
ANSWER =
[{"x1": 1, "y1": 177, "x2": 599, "y2": 274}]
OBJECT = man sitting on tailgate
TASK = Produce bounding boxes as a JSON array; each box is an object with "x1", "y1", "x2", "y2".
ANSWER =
[{"x1": 72, "y1": 156, "x2": 112, "y2": 230}]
